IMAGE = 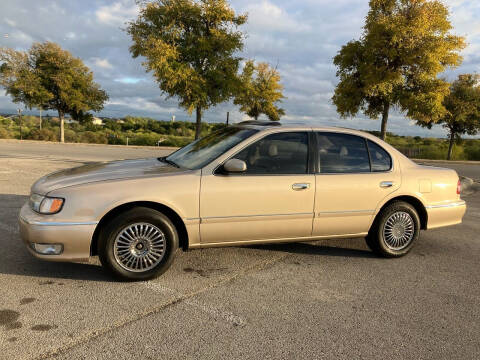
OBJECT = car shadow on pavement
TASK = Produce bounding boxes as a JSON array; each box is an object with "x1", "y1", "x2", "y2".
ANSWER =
[{"x1": 246, "y1": 240, "x2": 376, "y2": 258}]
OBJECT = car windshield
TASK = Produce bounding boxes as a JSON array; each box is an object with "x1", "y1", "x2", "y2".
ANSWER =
[{"x1": 165, "y1": 127, "x2": 258, "y2": 170}]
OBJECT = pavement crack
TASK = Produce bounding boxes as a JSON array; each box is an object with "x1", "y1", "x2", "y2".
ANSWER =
[{"x1": 33, "y1": 253, "x2": 289, "y2": 360}]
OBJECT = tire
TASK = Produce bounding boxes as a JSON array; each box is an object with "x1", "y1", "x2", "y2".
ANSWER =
[
  {"x1": 98, "y1": 207, "x2": 178, "y2": 281},
  {"x1": 365, "y1": 201, "x2": 420, "y2": 258}
]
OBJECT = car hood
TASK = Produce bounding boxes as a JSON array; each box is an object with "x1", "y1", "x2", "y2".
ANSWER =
[{"x1": 32, "y1": 158, "x2": 185, "y2": 194}]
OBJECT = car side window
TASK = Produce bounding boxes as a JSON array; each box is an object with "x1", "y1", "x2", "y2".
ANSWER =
[
  {"x1": 367, "y1": 140, "x2": 392, "y2": 172},
  {"x1": 233, "y1": 132, "x2": 309, "y2": 175},
  {"x1": 317, "y1": 133, "x2": 370, "y2": 174}
]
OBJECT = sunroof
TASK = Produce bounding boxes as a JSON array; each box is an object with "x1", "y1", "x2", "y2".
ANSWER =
[{"x1": 237, "y1": 120, "x2": 282, "y2": 127}]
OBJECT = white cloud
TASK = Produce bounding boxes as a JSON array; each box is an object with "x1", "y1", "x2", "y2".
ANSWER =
[
  {"x1": 244, "y1": 1, "x2": 311, "y2": 34},
  {"x1": 4, "y1": 18, "x2": 16, "y2": 27},
  {"x1": 65, "y1": 32, "x2": 76, "y2": 40},
  {"x1": 108, "y1": 97, "x2": 178, "y2": 115},
  {"x1": 92, "y1": 57, "x2": 114, "y2": 69},
  {"x1": 9, "y1": 29, "x2": 34, "y2": 45},
  {"x1": 114, "y1": 77, "x2": 144, "y2": 84},
  {"x1": 96, "y1": 1, "x2": 138, "y2": 27}
]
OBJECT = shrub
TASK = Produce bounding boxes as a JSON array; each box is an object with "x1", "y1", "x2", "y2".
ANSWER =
[
  {"x1": 79, "y1": 131, "x2": 108, "y2": 144},
  {"x1": 64, "y1": 129, "x2": 77, "y2": 143},
  {"x1": 161, "y1": 135, "x2": 193, "y2": 147},
  {"x1": 464, "y1": 143, "x2": 480, "y2": 161},
  {"x1": 130, "y1": 133, "x2": 160, "y2": 146},
  {"x1": 30, "y1": 128, "x2": 58, "y2": 141},
  {"x1": 0, "y1": 127, "x2": 12, "y2": 139}
]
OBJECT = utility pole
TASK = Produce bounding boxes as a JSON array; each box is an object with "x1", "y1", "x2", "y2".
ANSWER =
[
  {"x1": 17, "y1": 108, "x2": 23, "y2": 140},
  {"x1": 226, "y1": 111, "x2": 229, "y2": 126},
  {"x1": 39, "y1": 109, "x2": 42, "y2": 130}
]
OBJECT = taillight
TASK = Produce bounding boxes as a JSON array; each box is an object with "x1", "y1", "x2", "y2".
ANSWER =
[{"x1": 457, "y1": 179, "x2": 461, "y2": 195}]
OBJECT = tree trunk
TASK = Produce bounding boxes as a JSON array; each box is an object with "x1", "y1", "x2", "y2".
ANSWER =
[
  {"x1": 39, "y1": 109, "x2": 42, "y2": 130},
  {"x1": 58, "y1": 110, "x2": 65, "y2": 143},
  {"x1": 380, "y1": 102, "x2": 390, "y2": 141},
  {"x1": 447, "y1": 131, "x2": 455, "y2": 161},
  {"x1": 18, "y1": 109, "x2": 23, "y2": 140},
  {"x1": 195, "y1": 106, "x2": 202, "y2": 140}
]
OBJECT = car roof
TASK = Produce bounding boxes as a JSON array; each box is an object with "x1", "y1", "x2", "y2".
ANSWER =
[{"x1": 234, "y1": 120, "x2": 372, "y2": 137}]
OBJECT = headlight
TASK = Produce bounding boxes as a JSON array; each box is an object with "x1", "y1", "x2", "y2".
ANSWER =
[{"x1": 29, "y1": 194, "x2": 64, "y2": 214}]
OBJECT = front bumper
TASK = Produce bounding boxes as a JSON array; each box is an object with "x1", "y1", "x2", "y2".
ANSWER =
[
  {"x1": 426, "y1": 200, "x2": 467, "y2": 230},
  {"x1": 19, "y1": 203, "x2": 97, "y2": 262}
]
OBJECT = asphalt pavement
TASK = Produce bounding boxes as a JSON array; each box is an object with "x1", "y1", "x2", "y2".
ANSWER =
[{"x1": 0, "y1": 140, "x2": 479, "y2": 360}]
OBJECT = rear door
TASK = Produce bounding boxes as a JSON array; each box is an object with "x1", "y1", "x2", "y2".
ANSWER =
[{"x1": 313, "y1": 132, "x2": 401, "y2": 236}]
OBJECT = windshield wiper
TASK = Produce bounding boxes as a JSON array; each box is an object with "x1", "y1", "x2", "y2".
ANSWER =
[{"x1": 158, "y1": 157, "x2": 180, "y2": 168}]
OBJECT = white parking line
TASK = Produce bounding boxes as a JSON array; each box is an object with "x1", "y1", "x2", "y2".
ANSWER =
[{"x1": 142, "y1": 282, "x2": 247, "y2": 327}]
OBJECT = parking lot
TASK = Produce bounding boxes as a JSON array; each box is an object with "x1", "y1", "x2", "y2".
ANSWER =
[{"x1": 1, "y1": 140, "x2": 479, "y2": 360}]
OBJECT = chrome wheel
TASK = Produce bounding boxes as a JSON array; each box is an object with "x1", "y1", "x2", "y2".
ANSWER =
[
  {"x1": 383, "y1": 212, "x2": 415, "y2": 250},
  {"x1": 113, "y1": 223, "x2": 166, "y2": 272}
]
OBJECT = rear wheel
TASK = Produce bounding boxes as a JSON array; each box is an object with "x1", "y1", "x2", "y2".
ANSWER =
[
  {"x1": 366, "y1": 201, "x2": 420, "y2": 257},
  {"x1": 98, "y1": 207, "x2": 178, "y2": 281}
]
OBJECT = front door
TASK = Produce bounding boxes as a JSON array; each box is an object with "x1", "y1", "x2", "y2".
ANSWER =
[{"x1": 200, "y1": 131, "x2": 315, "y2": 244}]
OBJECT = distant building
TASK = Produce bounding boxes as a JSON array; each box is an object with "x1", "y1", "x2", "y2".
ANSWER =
[{"x1": 92, "y1": 117, "x2": 104, "y2": 126}]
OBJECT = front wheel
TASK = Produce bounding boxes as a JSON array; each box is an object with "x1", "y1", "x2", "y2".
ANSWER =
[
  {"x1": 98, "y1": 207, "x2": 178, "y2": 281},
  {"x1": 366, "y1": 201, "x2": 420, "y2": 258}
]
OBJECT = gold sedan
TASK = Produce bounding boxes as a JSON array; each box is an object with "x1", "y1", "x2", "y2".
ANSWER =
[{"x1": 19, "y1": 122, "x2": 466, "y2": 280}]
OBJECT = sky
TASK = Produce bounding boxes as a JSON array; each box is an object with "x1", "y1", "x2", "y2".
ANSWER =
[{"x1": 1, "y1": 0, "x2": 479, "y2": 138}]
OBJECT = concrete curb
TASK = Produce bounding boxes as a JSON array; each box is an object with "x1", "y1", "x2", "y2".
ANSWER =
[
  {"x1": 0, "y1": 138, "x2": 179, "y2": 151},
  {"x1": 460, "y1": 176, "x2": 479, "y2": 195},
  {"x1": 413, "y1": 159, "x2": 480, "y2": 165}
]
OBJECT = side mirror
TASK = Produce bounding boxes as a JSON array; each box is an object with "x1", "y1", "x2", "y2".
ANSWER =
[{"x1": 223, "y1": 159, "x2": 247, "y2": 173}]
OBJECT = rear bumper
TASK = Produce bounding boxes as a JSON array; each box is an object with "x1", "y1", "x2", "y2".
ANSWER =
[
  {"x1": 426, "y1": 200, "x2": 466, "y2": 230},
  {"x1": 19, "y1": 203, "x2": 96, "y2": 262}
]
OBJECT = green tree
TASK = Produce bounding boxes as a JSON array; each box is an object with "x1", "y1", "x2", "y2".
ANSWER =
[
  {"x1": 332, "y1": 0, "x2": 465, "y2": 140},
  {"x1": 420, "y1": 74, "x2": 480, "y2": 160},
  {"x1": 0, "y1": 48, "x2": 52, "y2": 113},
  {"x1": 234, "y1": 60, "x2": 285, "y2": 121},
  {"x1": 127, "y1": 0, "x2": 247, "y2": 139},
  {"x1": 0, "y1": 42, "x2": 108, "y2": 142}
]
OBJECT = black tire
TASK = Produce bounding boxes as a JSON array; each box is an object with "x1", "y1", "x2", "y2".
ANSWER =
[
  {"x1": 98, "y1": 207, "x2": 178, "y2": 281},
  {"x1": 366, "y1": 201, "x2": 420, "y2": 258}
]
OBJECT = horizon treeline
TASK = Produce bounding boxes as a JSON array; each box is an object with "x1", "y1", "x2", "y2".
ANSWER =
[{"x1": 1, "y1": 114, "x2": 480, "y2": 161}]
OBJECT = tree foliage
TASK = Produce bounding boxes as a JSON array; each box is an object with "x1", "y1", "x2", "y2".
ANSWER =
[
  {"x1": 332, "y1": 0, "x2": 466, "y2": 140},
  {"x1": 234, "y1": 60, "x2": 285, "y2": 121},
  {"x1": 128, "y1": 0, "x2": 247, "y2": 139},
  {"x1": 0, "y1": 48, "x2": 52, "y2": 110},
  {"x1": 0, "y1": 42, "x2": 108, "y2": 142},
  {"x1": 420, "y1": 74, "x2": 480, "y2": 160}
]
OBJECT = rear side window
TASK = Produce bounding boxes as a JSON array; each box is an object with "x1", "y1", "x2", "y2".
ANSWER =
[
  {"x1": 367, "y1": 140, "x2": 392, "y2": 172},
  {"x1": 316, "y1": 133, "x2": 370, "y2": 174},
  {"x1": 233, "y1": 132, "x2": 309, "y2": 174}
]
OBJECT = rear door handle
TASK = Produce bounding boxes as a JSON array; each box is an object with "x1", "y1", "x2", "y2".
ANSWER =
[
  {"x1": 292, "y1": 183, "x2": 310, "y2": 191},
  {"x1": 380, "y1": 181, "x2": 394, "y2": 188}
]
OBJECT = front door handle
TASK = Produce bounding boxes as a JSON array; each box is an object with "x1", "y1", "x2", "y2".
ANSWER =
[
  {"x1": 292, "y1": 183, "x2": 310, "y2": 191},
  {"x1": 380, "y1": 181, "x2": 395, "y2": 188}
]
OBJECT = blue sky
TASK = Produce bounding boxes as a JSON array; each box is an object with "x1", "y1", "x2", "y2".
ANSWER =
[{"x1": 1, "y1": 0, "x2": 479, "y2": 137}]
